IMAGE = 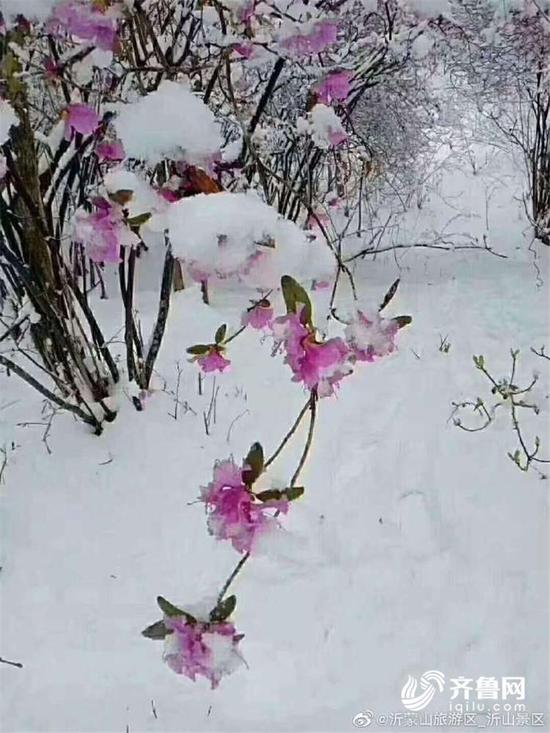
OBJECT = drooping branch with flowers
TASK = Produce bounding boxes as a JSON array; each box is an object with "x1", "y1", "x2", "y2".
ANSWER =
[{"x1": 142, "y1": 274, "x2": 411, "y2": 687}]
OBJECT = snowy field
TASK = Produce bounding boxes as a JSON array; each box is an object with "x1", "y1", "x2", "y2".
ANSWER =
[{"x1": 1, "y1": 144, "x2": 548, "y2": 733}]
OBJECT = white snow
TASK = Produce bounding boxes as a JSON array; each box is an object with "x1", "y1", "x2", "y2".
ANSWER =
[
  {"x1": 0, "y1": 0, "x2": 58, "y2": 21},
  {"x1": 114, "y1": 81, "x2": 223, "y2": 166},
  {"x1": 297, "y1": 104, "x2": 347, "y2": 149},
  {"x1": 0, "y1": 98, "x2": 19, "y2": 145},
  {"x1": 166, "y1": 191, "x2": 335, "y2": 286}
]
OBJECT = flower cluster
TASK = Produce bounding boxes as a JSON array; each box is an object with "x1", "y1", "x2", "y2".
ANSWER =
[
  {"x1": 201, "y1": 459, "x2": 288, "y2": 554},
  {"x1": 163, "y1": 616, "x2": 244, "y2": 689},
  {"x1": 48, "y1": 0, "x2": 119, "y2": 51},
  {"x1": 190, "y1": 277, "x2": 410, "y2": 401},
  {"x1": 345, "y1": 311, "x2": 399, "y2": 363},
  {"x1": 64, "y1": 103, "x2": 101, "y2": 140},
  {"x1": 272, "y1": 313, "x2": 351, "y2": 397},
  {"x1": 280, "y1": 19, "x2": 338, "y2": 56},
  {"x1": 315, "y1": 70, "x2": 353, "y2": 105},
  {"x1": 73, "y1": 197, "x2": 138, "y2": 263}
]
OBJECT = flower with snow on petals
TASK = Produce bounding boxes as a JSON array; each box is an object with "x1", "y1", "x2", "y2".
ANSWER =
[
  {"x1": 201, "y1": 459, "x2": 288, "y2": 554},
  {"x1": 328, "y1": 128, "x2": 348, "y2": 147},
  {"x1": 48, "y1": 1, "x2": 119, "y2": 51},
  {"x1": 297, "y1": 104, "x2": 347, "y2": 149},
  {"x1": 233, "y1": 42, "x2": 255, "y2": 59},
  {"x1": 64, "y1": 103, "x2": 101, "y2": 140},
  {"x1": 195, "y1": 347, "x2": 231, "y2": 374},
  {"x1": 315, "y1": 70, "x2": 352, "y2": 105},
  {"x1": 345, "y1": 311, "x2": 399, "y2": 363},
  {"x1": 163, "y1": 615, "x2": 245, "y2": 689},
  {"x1": 73, "y1": 197, "x2": 137, "y2": 263},
  {"x1": 242, "y1": 299, "x2": 273, "y2": 330},
  {"x1": 280, "y1": 19, "x2": 338, "y2": 56},
  {"x1": 96, "y1": 139, "x2": 125, "y2": 162},
  {"x1": 272, "y1": 313, "x2": 352, "y2": 397}
]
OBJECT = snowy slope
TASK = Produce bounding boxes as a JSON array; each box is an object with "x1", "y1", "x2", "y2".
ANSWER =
[{"x1": 0, "y1": 151, "x2": 548, "y2": 732}]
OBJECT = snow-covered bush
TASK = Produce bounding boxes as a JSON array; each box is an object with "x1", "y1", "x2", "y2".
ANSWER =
[
  {"x1": 0, "y1": 0, "x2": 437, "y2": 427},
  {"x1": 445, "y1": 0, "x2": 550, "y2": 245}
]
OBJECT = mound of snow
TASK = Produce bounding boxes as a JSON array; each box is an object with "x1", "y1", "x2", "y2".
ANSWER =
[
  {"x1": 166, "y1": 191, "x2": 335, "y2": 287},
  {"x1": 114, "y1": 81, "x2": 222, "y2": 166}
]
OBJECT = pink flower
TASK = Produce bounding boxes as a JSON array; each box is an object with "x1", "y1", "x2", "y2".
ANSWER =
[
  {"x1": 163, "y1": 616, "x2": 244, "y2": 689},
  {"x1": 64, "y1": 103, "x2": 101, "y2": 140},
  {"x1": 233, "y1": 42, "x2": 255, "y2": 59},
  {"x1": 242, "y1": 300, "x2": 273, "y2": 330},
  {"x1": 328, "y1": 129, "x2": 348, "y2": 147},
  {"x1": 201, "y1": 459, "x2": 288, "y2": 554},
  {"x1": 96, "y1": 140, "x2": 125, "y2": 162},
  {"x1": 345, "y1": 311, "x2": 398, "y2": 362},
  {"x1": 48, "y1": 1, "x2": 118, "y2": 51},
  {"x1": 306, "y1": 211, "x2": 330, "y2": 231},
  {"x1": 74, "y1": 198, "x2": 137, "y2": 263},
  {"x1": 272, "y1": 313, "x2": 352, "y2": 397},
  {"x1": 44, "y1": 58, "x2": 60, "y2": 82},
  {"x1": 281, "y1": 19, "x2": 338, "y2": 56},
  {"x1": 316, "y1": 70, "x2": 352, "y2": 105},
  {"x1": 187, "y1": 263, "x2": 211, "y2": 284},
  {"x1": 159, "y1": 188, "x2": 180, "y2": 202},
  {"x1": 196, "y1": 348, "x2": 231, "y2": 373}
]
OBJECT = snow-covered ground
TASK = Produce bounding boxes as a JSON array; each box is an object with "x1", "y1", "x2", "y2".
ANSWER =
[{"x1": 1, "y1": 150, "x2": 548, "y2": 732}]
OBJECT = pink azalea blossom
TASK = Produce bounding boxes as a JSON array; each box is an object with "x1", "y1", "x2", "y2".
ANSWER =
[
  {"x1": 44, "y1": 58, "x2": 60, "y2": 82},
  {"x1": 159, "y1": 188, "x2": 180, "y2": 202},
  {"x1": 272, "y1": 313, "x2": 352, "y2": 396},
  {"x1": 316, "y1": 70, "x2": 352, "y2": 104},
  {"x1": 345, "y1": 311, "x2": 398, "y2": 362},
  {"x1": 233, "y1": 42, "x2": 255, "y2": 59},
  {"x1": 163, "y1": 616, "x2": 244, "y2": 689},
  {"x1": 201, "y1": 459, "x2": 288, "y2": 554},
  {"x1": 96, "y1": 140, "x2": 125, "y2": 162},
  {"x1": 306, "y1": 210, "x2": 331, "y2": 232},
  {"x1": 48, "y1": 1, "x2": 118, "y2": 51},
  {"x1": 242, "y1": 301, "x2": 273, "y2": 330},
  {"x1": 196, "y1": 348, "x2": 231, "y2": 373},
  {"x1": 187, "y1": 262, "x2": 211, "y2": 284},
  {"x1": 64, "y1": 104, "x2": 101, "y2": 140},
  {"x1": 74, "y1": 197, "x2": 136, "y2": 263},
  {"x1": 281, "y1": 19, "x2": 338, "y2": 56},
  {"x1": 328, "y1": 128, "x2": 348, "y2": 147}
]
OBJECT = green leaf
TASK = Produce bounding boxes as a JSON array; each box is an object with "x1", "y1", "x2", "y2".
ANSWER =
[
  {"x1": 142, "y1": 620, "x2": 173, "y2": 640},
  {"x1": 186, "y1": 344, "x2": 211, "y2": 355},
  {"x1": 255, "y1": 489, "x2": 283, "y2": 502},
  {"x1": 281, "y1": 275, "x2": 312, "y2": 327},
  {"x1": 242, "y1": 442, "x2": 264, "y2": 486},
  {"x1": 210, "y1": 595, "x2": 237, "y2": 623},
  {"x1": 379, "y1": 278, "x2": 400, "y2": 312},
  {"x1": 392, "y1": 315, "x2": 412, "y2": 330},
  {"x1": 215, "y1": 324, "x2": 227, "y2": 345},
  {"x1": 285, "y1": 486, "x2": 304, "y2": 501},
  {"x1": 156, "y1": 596, "x2": 196, "y2": 624},
  {"x1": 473, "y1": 355, "x2": 485, "y2": 369},
  {"x1": 127, "y1": 212, "x2": 151, "y2": 229}
]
